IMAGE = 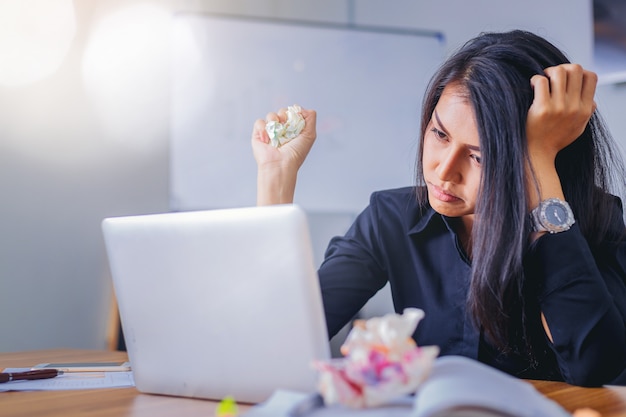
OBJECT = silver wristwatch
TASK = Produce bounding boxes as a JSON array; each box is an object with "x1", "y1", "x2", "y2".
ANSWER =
[{"x1": 530, "y1": 198, "x2": 575, "y2": 233}]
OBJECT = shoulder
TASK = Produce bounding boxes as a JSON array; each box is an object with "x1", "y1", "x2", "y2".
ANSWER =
[
  {"x1": 364, "y1": 186, "x2": 434, "y2": 231},
  {"x1": 369, "y1": 186, "x2": 423, "y2": 207},
  {"x1": 368, "y1": 186, "x2": 426, "y2": 215}
]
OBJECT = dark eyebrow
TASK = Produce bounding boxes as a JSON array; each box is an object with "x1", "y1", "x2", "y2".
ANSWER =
[
  {"x1": 433, "y1": 109, "x2": 481, "y2": 152},
  {"x1": 433, "y1": 110, "x2": 450, "y2": 136}
]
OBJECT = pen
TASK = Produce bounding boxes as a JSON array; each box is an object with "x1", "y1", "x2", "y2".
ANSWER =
[{"x1": 0, "y1": 369, "x2": 64, "y2": 383}]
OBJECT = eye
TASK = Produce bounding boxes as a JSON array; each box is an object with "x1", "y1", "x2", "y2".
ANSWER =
[
  {"x1": 470, "y1": 154, "x2": 482, "y2": 164},
  {"x1": 430, "y1": 127, "x2": 447, "y2": 141}
]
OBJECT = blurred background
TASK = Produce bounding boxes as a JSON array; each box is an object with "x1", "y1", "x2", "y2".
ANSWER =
[{"x1": 1, "y1": 0, "x2": 625, "y2": 353}]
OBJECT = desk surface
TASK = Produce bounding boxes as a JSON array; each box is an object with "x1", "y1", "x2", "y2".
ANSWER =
[
  {"x1": 1, "y1": 349, "x2": 251, "y2": 417},
  {"x1": 2, "y1": 349, "x2": 626, "y2": 417}
]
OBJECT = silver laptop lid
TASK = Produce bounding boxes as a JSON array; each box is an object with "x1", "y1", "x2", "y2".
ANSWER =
[{"x1": 102, "y1": 204, "x2": 330, "y2": 402}]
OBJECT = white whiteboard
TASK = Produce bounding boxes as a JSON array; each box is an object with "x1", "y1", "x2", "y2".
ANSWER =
[{"x1": 170, "y1": 14, "x2": 444, "y2": 212}]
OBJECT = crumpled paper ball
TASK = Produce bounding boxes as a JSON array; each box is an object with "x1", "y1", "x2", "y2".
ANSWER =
[
  {"x1": 265, "y1": 104, "x2": 305, "y2": 147},
  {"x1": 313, "y1": 308, "x2": 439, "y2": 408}
]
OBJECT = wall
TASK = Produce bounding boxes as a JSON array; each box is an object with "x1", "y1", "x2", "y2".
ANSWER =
[
  {"x1": 0, "y1": 0, "x2": 173, "y2": 352},
  {"x1": 0, "y1": 0, "x2": 623, "y2": 352}
]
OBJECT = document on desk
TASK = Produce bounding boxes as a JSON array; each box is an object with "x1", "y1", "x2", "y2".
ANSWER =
[{"x1": 0, "y1": 368, "x2": 135, "y2": 391}]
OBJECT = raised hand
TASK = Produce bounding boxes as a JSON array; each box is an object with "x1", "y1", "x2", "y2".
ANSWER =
[
  {"x1": 251, "y1": 107, "x2": 317, "y2": 205},
  {"x1": 525, "y1": 64, "x2": 598, "y2": 235}
]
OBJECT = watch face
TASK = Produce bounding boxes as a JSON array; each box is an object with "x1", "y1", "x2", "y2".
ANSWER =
[
  {"x1": 544, "y1": 202, "x2": 568, "y2": 226},
  {"x1": 536, "y1": 198, "x2": 575, "y2": 233}
]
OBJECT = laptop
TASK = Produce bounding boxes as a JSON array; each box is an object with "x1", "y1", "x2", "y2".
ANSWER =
[{"x1": 101, "y1": 204, "x2": 331, "y2": 403}]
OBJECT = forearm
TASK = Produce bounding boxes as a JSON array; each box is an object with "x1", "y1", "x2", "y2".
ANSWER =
[
  {"x1": 256, "y1": 164, "x2": 298, "y2": 205},
  {"x1": 525, "y1": 64, "x2": 596, "y2": 230},
  {"x1": 526, "y1": 154, "x2": 565, "y2": 247},
  {"x1": 526, "y1": 153, "x2": 564, "y2": 210},
  {"x1": 528, "y1": 227, "x2": 626, "y2": 385},
  {"x1": 251, "y1": 108, "x2": 317, "y2": 206}
]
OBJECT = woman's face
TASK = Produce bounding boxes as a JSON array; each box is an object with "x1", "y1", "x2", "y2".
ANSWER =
[{"x1": 422, "y1": 83, "x2": 482, "y2": 226}]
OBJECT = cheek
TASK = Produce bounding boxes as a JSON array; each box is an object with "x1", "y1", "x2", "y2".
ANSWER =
[
  {"x1": 467, "y1": 176, "x2": 481, "y2": 201},
  {"x1": 421, "y1": 141, "x2": 437, "y2": 169}
]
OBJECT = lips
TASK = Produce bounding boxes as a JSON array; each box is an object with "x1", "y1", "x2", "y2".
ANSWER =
[{"x1": 429, "y1": 183, "x2": 461, "y2": 203}]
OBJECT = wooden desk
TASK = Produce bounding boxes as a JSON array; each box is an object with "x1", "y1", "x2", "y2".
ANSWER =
[
  {"x1": 0, "y1": 349, "x2": 251, "y2": 417},
  {"x1": 2, "y1": 349, "x2": 626, "y2": 416}
]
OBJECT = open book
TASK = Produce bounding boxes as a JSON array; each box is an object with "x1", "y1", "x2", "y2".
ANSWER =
[
  {"x1": 243, "y1": 355, "x2": 572, "y2": 417},
  {"x1": 411, "y1": 355, "x2": 570, "y2": 417}
]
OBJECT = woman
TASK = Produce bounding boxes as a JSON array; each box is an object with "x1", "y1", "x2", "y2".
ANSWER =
[{"x1": 251, "y1": 30, "x2": 626, "y2": 386}]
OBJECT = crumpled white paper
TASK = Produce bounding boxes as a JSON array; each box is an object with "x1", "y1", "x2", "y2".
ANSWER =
[
  {"x1": 313, "y1": 308, "x2": 440, "y2": 408},
  {"x1": 265, "y1": 104, "x2": 305, "y2": 148}
]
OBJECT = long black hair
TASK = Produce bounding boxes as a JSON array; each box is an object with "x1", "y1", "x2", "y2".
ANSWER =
[{"x1": 415, "y1": 30, "x2": 626, "y2": 353}]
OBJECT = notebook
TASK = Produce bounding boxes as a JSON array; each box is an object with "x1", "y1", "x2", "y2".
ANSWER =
[{"x1": 101, "y1": 204, "x2": 331, "y2": 403}]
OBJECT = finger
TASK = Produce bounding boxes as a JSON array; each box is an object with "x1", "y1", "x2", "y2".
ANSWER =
[
  {"x1": 530, "y1": 74, "x2": 551, "y2": 107},
  {"x1": 581, "y1": 69, "x2": 598, "y2": 109},
  {"x1": 252, "y1": 118, "x2": 269, "y2": 144},
  {"x1": 301, "y1": 108, "x2": 317, "y2": 121},
  {"x1": 266, "y1": 111, "x2": 280, "y2": 123},
  {"x1": 563, "y1": 64, "x2": 584, "y2": 100},
  {"x1": 543, "y1": 65, "x2": 567, "y2": 104},
  {"x1": 300, "y1": 108, "x2": 317, "y2": 130},
  {"x1": 294, "y1": 109, "x2": 317, "y2": 144},
  {"x1": 275, "y1": 107, "x2": 288, "y2": 123}
]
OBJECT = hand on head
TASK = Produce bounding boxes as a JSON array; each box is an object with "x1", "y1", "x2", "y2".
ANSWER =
[
  {"x1": 526, "y1": 64, "x2": 598, "y2": 164},
  {"x1": 524, "y1": 63, "x2": 598, "y2": 225}
]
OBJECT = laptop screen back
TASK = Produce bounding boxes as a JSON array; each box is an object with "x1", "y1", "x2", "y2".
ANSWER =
[{"x1": 102, "y1": 204, "x2": 330, "y2": 402}]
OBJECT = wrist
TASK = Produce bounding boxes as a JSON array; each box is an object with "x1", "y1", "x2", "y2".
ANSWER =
[
  {"x1": 526, "y1": 155, "x2": 564, "y2": 210},
  {"x1": 529, "y1": 198, "x2": 575, "y2": 234},
  {"x1": 256, "y1": 163, "x2": 298, "y2": 206},
  {"x1": 525, "y1": 156, "x2": 568, "y2": 243}
]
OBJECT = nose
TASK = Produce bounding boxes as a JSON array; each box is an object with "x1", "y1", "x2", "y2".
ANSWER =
[{"x1": 435, "y1": 146, "x2": 462, "y2": 183}]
